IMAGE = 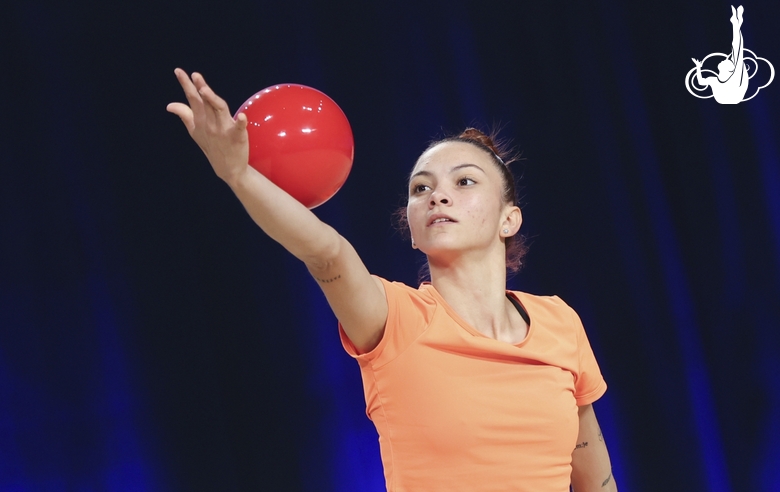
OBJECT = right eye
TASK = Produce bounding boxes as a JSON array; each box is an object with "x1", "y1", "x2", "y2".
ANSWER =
[{"x1": 412, "y1": 184, "x2": 431, "y2": 194}]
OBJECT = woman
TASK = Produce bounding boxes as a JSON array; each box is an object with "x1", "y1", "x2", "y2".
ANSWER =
[
  {"x1": 168, "y1": 69, "x2": 617, "y2": 492},
  {"x1": 691, "y1": 5, "x2": 747, "y2": 104}
]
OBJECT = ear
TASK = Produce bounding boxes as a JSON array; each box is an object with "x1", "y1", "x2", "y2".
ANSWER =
[{"x1": 500, "y1": 205, "x2": 522, "y2": 237}]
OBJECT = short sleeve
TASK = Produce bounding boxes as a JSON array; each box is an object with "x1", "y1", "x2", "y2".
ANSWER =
[
  {"x1": 338, "y1": 276, "x2": 433, "y2": 367},
  {"x1": 569, "y1": 308, "x2": 607, "y2": 406}
]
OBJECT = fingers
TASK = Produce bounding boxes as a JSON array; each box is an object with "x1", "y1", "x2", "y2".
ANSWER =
[
  {"x1": 169, "y1": 68, "x2": 240, "y2": 141},
  {"x1": 192, "y1": 72, "x2": 232, "y2": 120},
  {"x1": 173, "y1": 68, "x2": 204, "y2": 113},
  {"x1": 192, "y1": 73, "x2": 221, "y2": 125}
]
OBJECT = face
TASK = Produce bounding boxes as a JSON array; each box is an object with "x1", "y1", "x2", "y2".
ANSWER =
[{"x1": 406, "y1": 141, "x2": 520, "y2": 263}]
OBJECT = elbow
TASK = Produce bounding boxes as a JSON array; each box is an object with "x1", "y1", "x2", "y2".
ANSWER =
[{"x1": 302, "y1": 225, "x2": 343, "y2": 271}]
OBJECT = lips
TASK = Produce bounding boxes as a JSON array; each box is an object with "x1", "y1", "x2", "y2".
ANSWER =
[{"x1": 427, "y1": 214, "x2": 457, "y2": 226}]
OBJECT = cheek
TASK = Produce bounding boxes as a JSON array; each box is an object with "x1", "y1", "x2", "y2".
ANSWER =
[
  {"x1": 465, "y1": 208, "x2": 484, "y2": 225},
  {"x1": 464, "y1": 197, "x2": 492, "y2": 227},
  {"x1": 406, "y1": 202, "x2": 423, "y2": 232}
]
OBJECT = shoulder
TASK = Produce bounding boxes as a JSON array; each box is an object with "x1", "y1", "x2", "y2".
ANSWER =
[
  {"x1": 375, "y1": 276, "x2": 436, "y2": 303},
  {"x1": 345, "y1": 277, "x2": 438, "y2": 363},
  {"x1": 374, "y1": 275, "x2": 422, "y2": 294},
  {"x1": 511, "y1": 290, "x2": 568, "y2": 307},
  {"x1": 373, "y1": 276, "x2": 439, "y2": 320},
  {"x1": 511, "y1": 291, "x2": 579, "y2": 322}
]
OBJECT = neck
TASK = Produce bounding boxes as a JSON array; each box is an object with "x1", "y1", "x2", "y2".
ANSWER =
[
  {"x1": 428, "y1": 246, "x2": 518, "y2": 340},
  {"x1": 429, "y1": 251, "x2": 507, "y2": 299}
]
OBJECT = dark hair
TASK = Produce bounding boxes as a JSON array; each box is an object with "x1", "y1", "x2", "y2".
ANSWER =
[{"x1": 395, "y1": 127, "x2": 528, "y2": 278}]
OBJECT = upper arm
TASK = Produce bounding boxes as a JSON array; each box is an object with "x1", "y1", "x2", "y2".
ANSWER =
[
  {"x1": 570, "y1": 405, "x2": 617, "y2": 491},
  {"x1": 305, "y1": 231, "x2": 388, "y2": 353}
]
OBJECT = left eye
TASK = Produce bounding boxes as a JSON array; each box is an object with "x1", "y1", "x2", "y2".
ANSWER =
[{"x1": 458, "y1": 177, "x2": 476, "y2": 186}]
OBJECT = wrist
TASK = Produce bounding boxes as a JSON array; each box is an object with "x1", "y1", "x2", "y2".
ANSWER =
[{"x1": 223, "y1": 164, "x2": 252, "y2": 190}]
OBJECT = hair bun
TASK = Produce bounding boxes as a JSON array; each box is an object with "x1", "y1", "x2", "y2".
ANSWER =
[{"x1": 457, "y1": 128, "x2": 505, "y2": 164}]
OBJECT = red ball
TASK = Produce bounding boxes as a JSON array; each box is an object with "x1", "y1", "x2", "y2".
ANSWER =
[{"x1": 234, "y1": 84, "x2": 354, "y2": 209}]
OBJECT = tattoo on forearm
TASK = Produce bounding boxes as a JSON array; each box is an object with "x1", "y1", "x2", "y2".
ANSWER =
[
  {"x1": 602, "y1": 472, "x2": 612, "y2": 487},
  {"x1": 598, "y1": 428, "x2": 603, "y2": 442},
  {"x1": 314, "y1": 274, "x2": 342, "y2": 283},
  {"x1": 574, "y1": 441, "x2": 588, "y2": 450}
]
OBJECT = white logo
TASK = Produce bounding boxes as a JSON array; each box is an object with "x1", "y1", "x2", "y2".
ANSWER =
[{"x1": 685, "y1": 5, "x2": 774, "y2": 104}]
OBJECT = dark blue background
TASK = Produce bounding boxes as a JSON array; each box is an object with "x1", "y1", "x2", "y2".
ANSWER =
[{"x1": 2, "y1": 0, "x2": 779, "y2": 490}]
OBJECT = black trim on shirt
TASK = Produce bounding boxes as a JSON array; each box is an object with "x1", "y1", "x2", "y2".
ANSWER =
[{"x1": 506, "y1": 294, "x2": 531, "y2": 326}]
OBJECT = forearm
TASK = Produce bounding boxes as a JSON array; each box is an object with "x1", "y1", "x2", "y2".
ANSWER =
[
  {"x1": 695, "y1": 66, "x2": 706, "y2": 86},
  {"x1": 227, "y1": 166, "x2": 339, "y2": 267},
  {"x1": 228, "y1": 158, "x2": 388, "y2": 352},
  {"x1": 570, "y1": 405, "x2": 617, "y2": 492},
  {"x1": 571, "y1": 450, "x2": 617, "y2": 492}
]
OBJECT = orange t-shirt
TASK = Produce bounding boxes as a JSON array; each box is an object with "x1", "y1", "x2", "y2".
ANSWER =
[{"x1": 339, "y1": 277, "x2": 607, "y2": 492}]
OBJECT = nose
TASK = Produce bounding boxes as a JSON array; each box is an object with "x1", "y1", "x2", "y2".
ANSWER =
[{"x1": 429, "y1": 190, "x2": 450, "y2": 207}]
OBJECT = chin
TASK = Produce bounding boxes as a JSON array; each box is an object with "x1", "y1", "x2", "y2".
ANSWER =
[
  {"x1": 421, "y1": 238, "x2": 484, "y2": 259},
  {"x1": 418, "y1": 241, "x2": 461, "y2": 258}
]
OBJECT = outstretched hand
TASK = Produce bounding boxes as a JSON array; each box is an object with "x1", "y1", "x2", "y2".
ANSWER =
[
  {"x1": 692, "y1": 58, "x2": 702, "y2": 67},
  {"x1": 167, "y1": 69, "x2": 249, "y2": 185}
]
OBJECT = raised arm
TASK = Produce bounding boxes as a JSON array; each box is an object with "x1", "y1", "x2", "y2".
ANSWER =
[
  {"x1": 570, "y1": 404, "x2": 617, "y2": 492},
  {"x1": 692, "y1": 59, "x2": 710, "y2": 87},
  {"x1": 167, "y1": 69, "x2": 387, "y2": 353}
]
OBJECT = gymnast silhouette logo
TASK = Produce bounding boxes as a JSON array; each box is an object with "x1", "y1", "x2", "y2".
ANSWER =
[{"x1": 685, "y1": 5, "x2": 774, "y2": 104}]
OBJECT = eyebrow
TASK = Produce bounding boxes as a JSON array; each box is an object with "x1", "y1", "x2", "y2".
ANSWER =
[{"x1": 409, "y1": 163, "x2": 486, "y2": 181}]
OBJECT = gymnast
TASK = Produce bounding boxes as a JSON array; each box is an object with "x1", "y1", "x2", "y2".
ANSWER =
[
  {"x1": 692, "y1": 5, "x2": 748, "y2": 104},
  {"x1": 168, "y1": 68, "x2": 617, "y2": 491}
]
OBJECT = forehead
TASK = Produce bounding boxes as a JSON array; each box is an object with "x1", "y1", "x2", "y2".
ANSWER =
[{"x1": 412, "y1": 140, "x2": 497, "y2": 175}]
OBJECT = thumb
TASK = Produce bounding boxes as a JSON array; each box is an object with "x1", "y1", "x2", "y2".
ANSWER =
[
  {"x1": 235, "y1": 112, "x2": 249, "y2": 132},
  {"x1": 167, "y1": 102, "x2": 195, "y2": 131}
]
